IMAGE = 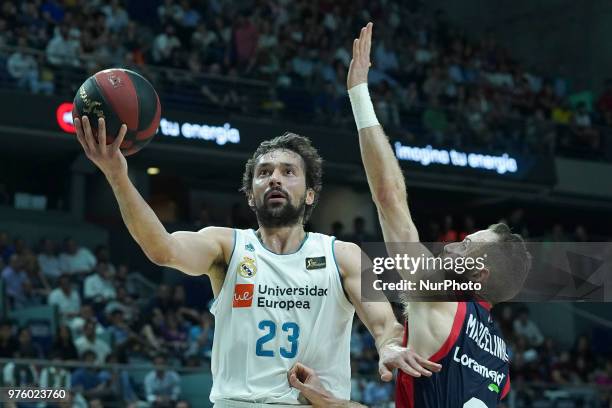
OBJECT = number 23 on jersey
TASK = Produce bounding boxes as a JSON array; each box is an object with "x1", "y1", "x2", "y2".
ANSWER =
[{"x1": 256, "y1": 320, "x2": 300, "y2": 358}]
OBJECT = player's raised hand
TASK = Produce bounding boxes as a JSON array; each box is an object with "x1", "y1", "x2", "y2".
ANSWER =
[
  {"x1": 347, "y1": 22, "x2": 373, "y2": 90},
  {"x1": 379, "y1": 344, "x2": 442, "y2": 381},
  {"x1": 74, "y1": 116, "x2": 128, "y2": 179}
]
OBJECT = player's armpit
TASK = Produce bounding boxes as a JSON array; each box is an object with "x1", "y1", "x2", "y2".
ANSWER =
[{"x1": 161, "y1": 226, "x2": 235, "y2": 276}]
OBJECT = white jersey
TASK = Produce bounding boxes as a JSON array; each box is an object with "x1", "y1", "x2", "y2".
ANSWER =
[{"x1": 210, "y1": 229, "x2": 355, "y2": 404}]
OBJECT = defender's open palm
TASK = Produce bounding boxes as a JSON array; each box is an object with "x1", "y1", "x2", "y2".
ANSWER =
[
  {"x1": 74, "y1": 116, "x2": 128, "y2": 178},
  {"x1": 347, "y1": 22, "x2": 373, "y2": 90}
]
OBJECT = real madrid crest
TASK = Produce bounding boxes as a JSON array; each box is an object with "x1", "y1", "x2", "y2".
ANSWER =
[{"x1": 238, "y1": 256, "x2": 257, "y2": 278}]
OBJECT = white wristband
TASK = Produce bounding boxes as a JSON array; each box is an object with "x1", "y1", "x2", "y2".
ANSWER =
[{"x1": 348, "y1": 83, "x2": 380, "y2": 130}]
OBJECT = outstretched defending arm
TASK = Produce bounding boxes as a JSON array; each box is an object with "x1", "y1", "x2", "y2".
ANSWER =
[
  {"x1": 347, "y1": 23, "x2": 419, "y2": 244},
  {"x1": 74, "y1": 116, "x2": 233, "y2": 277}
]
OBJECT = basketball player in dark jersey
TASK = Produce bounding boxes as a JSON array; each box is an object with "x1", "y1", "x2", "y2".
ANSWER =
[{"x1": 289, "y1": 23, "x2": 531, "y2": 408}]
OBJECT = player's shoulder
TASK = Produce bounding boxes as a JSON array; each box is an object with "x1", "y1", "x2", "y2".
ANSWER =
[
  {"x1": 197, "y1": 226, "x2": 235, "y2": 238},
  {"x1": 196, "y1": 226, "x2": 236, "y2": 249},
  {"x1": 332, "y1": 240, "x2": 362, "y2": 277},
  {"x1": 333, "y1": 239, "x2": 361, "y2": 255}
]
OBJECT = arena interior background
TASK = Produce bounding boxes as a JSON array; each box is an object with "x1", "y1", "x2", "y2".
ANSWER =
[{"x1": 1, "y1": 0, "x2": 612, "y2": 407}]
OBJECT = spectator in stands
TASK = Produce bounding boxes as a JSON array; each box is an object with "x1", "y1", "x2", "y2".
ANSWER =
[
  {"x1": 38, "y1": 238, "x2": 62, "y2": 282},
  {"x1": 513, "y1": 307, "x2": 544, "y2": 347},
  {"x1": 152, "y1": 24, "x2": 181, "y2": 64},
  {"x1": 48, "y1": 274, "x2": 81, "y2": 321},
  {"x1": 551, "y1": 98, "x2": 573, "y2": 125},
  {"x1": 162, "y1": 311, "x2": 188, "y2": 356},
  {"x1": 594, "y1": 359, "x2": 612, "y2": 387},
  {"x1": 177, "y1": 0, "x2": 200, "y2": 28},
  {"x1": 2, "y1": 348, "x2": 38, "y2": 386},
  {"x1": 113, "y1": 263, "x2": 138, "y2": 297},
  {"x1": 17, "y1": 326, "x2": 43, "y2": 358},
  {"x1": 574, "y1": 225, "x2": 590, "y2": 242},
  {"x1": 74, "y1": 320, "x2": 111, "y2": 364},
  {"x1": 7, "y1": 36, "x2": 53, "y2": 94},
  {"x1": 84, "y1": 262, "x2": 116, "y2": 304},
  {"x1": 19, "y1": 239, "x2": 51, "y2": 299},
  {"x1": 68, "y1": 303, "x2": 104, "y2": 339},
  {"x1": 571, "y1": 102, "x2": 600, "y2": 150},
  {"x1": 101, "y1": 0, "x2": 129, "y2": 33},
  {"x1": 1, "y1": 254, "x2": 28, "y2": 307},
  {"x1": 99, "y1": 353, "x2": 141, "y2": 406},
  {"x1": 144, "y1": 354, "x2": 181, "y2": 408},
  {"x1": 291, "y1": 45, "x2": 314, "y2": 83},
  {"x1": 107, "y1": 310, "x2": 132, "y2": 347},
  {"x1": 105, "y1": 286, "x2": 136, "y2": 323},
  {"x1": 142, "y1": 307, "x2": 167, "y2": 354},
  {"x1": 146, "y1": 284, "x2": 174, "y2": 314},
  {"x1": 172, "y1": 285, "x2": 198, "y2": 319},
  {"x1": 525, "y1": 108, "x2": 556, "y2": 154},
  {"x1": 186, "y1": 310, "x2": 214, "y2": 360},
  {"x1": 94, "y1": 245, "x2": 116, "y2": 276},
  {"x1": 233, "y1": 13, "x2": 259, "y2": 68},
  {"x1": 572, "y1": 335, "x2": 594, "y2": 374},
  {"x1": 17, "y1": 279, "x2": 45, "y2": 308},
  {"x1": 0, "y1": 319, "x2": 17, "y2": 358},
  {"x1": 52, "y1": 324, "x2": 78, "y2": 361},
  {"x1": 45, "y1": 24, "x2": 80, "y2": 67},
  {"x1": 39, "y1": 351, "x2": 72, "y2": 389},
  {"x1": 157, "y1": 0, "x2": 182, "y2": 26},
  {"x1": 71, "y1": 350, "x2": 113, "y2": 401},
  {"x1": 422, "y1": 96, "x2": 448, "y2": 144},
  {"x1": 348, "y1": 216, "x2": 373, "y2": 247},
  {"x1": 59, "y1": 238, "x2": 96, "y2": 276},
  {"x1": 374, "y1": 81, "x2": 401, "y2": 129}
]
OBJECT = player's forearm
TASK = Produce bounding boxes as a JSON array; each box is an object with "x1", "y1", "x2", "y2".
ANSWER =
[
  {"x1": 358, "y1": 124, "x2": 408, "y2": 207},
  {"x1": 349, "y1": 85, "x2": 408, "y2": 206},
  {"x1": 106, "y1": 171, "x2": 173, "y2": 265}
]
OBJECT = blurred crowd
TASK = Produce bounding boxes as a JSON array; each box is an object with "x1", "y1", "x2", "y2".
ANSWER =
[
  {"x1": 0, "y1": 232, "x2": 208, "y2": 407},
  {"x1": 0, "y1": 0, "x2": 611, "y2": 159}
]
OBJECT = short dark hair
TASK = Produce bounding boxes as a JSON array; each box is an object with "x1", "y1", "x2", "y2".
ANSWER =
[
  {"x1": 241, "y1": 132, "x2": 323, "y2": 223},
  {"x1": 482, "y1": 223, "x2": 532, "y2": 303}
]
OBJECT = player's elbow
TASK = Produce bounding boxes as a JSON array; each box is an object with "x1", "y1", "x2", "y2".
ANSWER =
[
  {"x1": 144, "y1": 235, "x2": 176, "y2": 266},
  {"x1": 373, "y1": 183, "x2": 407, "y2": 210},
  {"x1": 147, "y1": 250, "x2": 171, "y2": 266}
]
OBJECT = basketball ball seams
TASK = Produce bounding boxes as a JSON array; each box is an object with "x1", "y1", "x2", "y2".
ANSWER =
[
  {"x1": 128, "y1": 71, "x2": 159, "y2": 132},
  {"x1": 94, "y1": 69, "x2": 139, "y2": 131},
  {"x1": 136, "y1": 94, "x2": 161, "y2": 141}
]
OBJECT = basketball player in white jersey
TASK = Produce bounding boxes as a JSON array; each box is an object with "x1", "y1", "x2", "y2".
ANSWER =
[
  {"x1": 289, "y1": 22, "x2": 530, "y2": 408},
  {"x1": 73, "y1": 115, "x2": 441, "y2": 407}
]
